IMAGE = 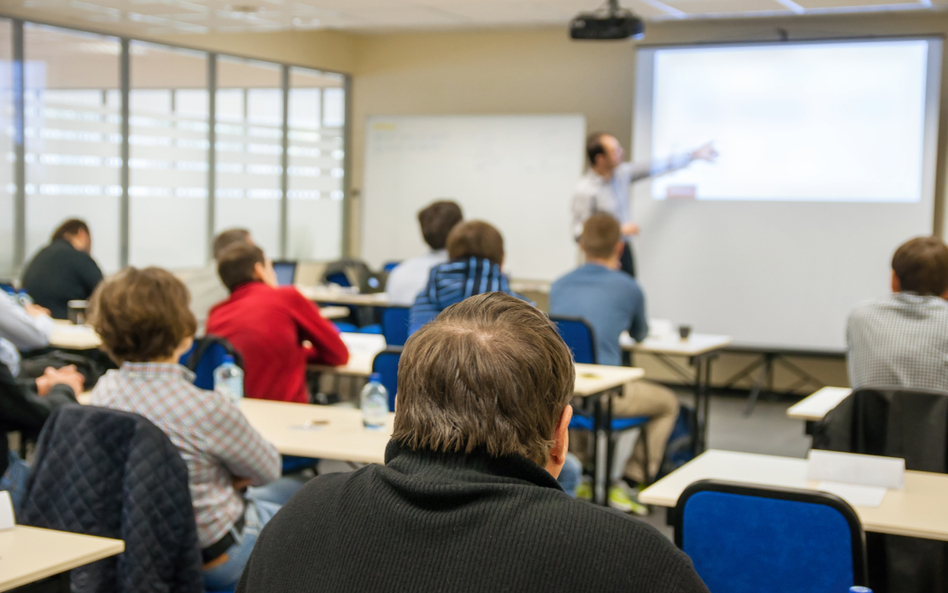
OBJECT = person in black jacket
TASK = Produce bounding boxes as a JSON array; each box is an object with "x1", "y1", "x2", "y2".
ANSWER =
[
  {"x1": 0, "y1": 358, "x2": 82, "y2": 510},
  {"x1": 237, "y1": 292, "x2": 710, "y2": 593},
  {"x1": 21, "y1": 219, "x2": 104, "y2": 319}
]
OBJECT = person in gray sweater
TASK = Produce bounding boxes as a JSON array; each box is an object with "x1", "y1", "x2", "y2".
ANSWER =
[{"x1": 237, "y1": 293, "x2": 709, "y2": 593}]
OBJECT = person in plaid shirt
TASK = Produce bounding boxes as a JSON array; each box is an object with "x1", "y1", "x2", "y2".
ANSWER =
[{"x1": 88, "y1": 266, "x2": 299, "y2": 590}]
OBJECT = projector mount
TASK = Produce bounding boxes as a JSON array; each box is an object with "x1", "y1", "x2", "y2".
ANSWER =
[{"x1": 569, "y1": 0, "x2": 645, "y2": 40}]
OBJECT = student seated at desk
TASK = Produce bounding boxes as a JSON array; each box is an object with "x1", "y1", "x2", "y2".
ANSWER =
[
  {"x1": 21, "y1": 219, "x2": 103, "y2": 319},
  {"x1": 387, "y1": 200, "x2": 463, "y2": 306},
  {"x1": 550, "y1": 214, "x2": 679, "y2": 513},
  {"x1": 847, "y1": 236, "x2": 948, "y2": 390},
  {"x1": 87, "y1": 267, "x2": 298, "y2": 590},
  {"x1": 409, "y1": 220, "x2": 524, "y2": 334},
  {"x1": 235, "y1": 294, "x2": 709, "y2": 593},
  {"x1": 207, "y1": 243, "x2": 348, "y2": 403},
  {"x1": 176, "y1": 228, "x2": 254, "y2": 334},
  {"x1": 0, "y1": 291, "x2": 54, "y2": 376},
  {"x1": 0, "y1": 356, "x2": 82, "y2": 511}
]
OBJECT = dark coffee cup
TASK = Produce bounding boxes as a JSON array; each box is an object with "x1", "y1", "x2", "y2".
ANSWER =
[{"x1": 678, "y1": 325, "x2": 692, "y2": 340}]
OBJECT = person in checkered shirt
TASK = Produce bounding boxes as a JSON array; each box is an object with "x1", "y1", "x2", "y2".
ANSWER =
[
  {"x1": 88, "y1": 266, "x2": 302, "y2": 590},
  {"x1": 847, "y1": 236, "x2": 948, "y2": 391}
]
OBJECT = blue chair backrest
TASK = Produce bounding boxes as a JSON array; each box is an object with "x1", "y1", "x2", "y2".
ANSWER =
[
  {"x1": 371, "y1": 348, "x2": 401, "y2": 410},
  {"x1": 675, "y1": 479, "x2": 867, "y2": 593},
  {"x1": 382, "y1": 261, "x2": 401, "y2": 272},
  {"x1": 550, "y1": 316, "x2": 597, "y2": 364},
  {"x1": 382, "y1": 307, "x2": 410, "y2": 346},
  {"x1": 272, "y1": 261, "x2": 297, "y2": 286},
  {"x1": 325, "y1": 271, "x2": 351, "y2": 288},
  {"x1": 180, "y1": 336, "x2": 243, "y2": 391}
]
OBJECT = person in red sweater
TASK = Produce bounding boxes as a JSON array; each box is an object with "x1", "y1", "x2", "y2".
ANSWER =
[{"x1": 207, "y1": 243, "x2": 348, "y2": 403}]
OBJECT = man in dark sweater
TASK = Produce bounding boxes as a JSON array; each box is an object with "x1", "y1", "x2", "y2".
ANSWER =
[
  {"x1": 22, "y1": 219, "x2": 103, "y2": 319},
  {"x1": 237, "y1": 293, "x2": 709, "y2": 593}
]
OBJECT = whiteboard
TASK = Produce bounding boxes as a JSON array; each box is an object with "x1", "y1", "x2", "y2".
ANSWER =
[{"x1": 362, "y1": 115, "x2": 586, "y2": 282}]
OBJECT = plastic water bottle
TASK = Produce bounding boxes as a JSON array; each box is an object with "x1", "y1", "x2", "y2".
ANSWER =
[
  {"x1": 214, "y1": 355, "x2": 244, "y2": 403},
  {"x1": 361, "y1": 373, "x2": 389, "y2": 430}
]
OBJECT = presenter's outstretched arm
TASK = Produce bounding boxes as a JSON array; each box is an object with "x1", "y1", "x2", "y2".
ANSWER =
[{"x1": 627, "y1": 142, "x2": 718, "y2": 184}]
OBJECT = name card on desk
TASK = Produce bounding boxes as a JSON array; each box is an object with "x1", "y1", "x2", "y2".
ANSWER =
[
  {"x1": 807, "y1": 450, "x2": 905, "y2": 490},
  {"x1": 0, "y1": 491, "x2": 14, "y2": 531}
]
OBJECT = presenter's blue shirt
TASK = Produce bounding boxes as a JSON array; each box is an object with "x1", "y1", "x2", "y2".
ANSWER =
[{"x1": 549, "y1": 264, "x2": 648, "y2": 367}]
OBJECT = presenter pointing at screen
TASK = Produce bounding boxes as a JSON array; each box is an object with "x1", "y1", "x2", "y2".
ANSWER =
[{"x1": 572, "y1": 133, "x2": 717, "y2": 277}]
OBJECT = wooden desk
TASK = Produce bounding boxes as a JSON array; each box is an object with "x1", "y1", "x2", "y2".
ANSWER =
[
  {"x1": 296, "y1": 285, "x2": 390, "y2": 307},
  {"x1": 49, "y1": 321, "x2": 101, "y2": 351},
  {"x1": 639, "y1": 449, "x2": 948, "y2": 542},
  {"x1": 623, "y1": 332, "x2": 733, "y2": 454},
  {"x1": 319, "y1": 306, "x2": 351, "y2": 320},
  {"x1": 0, "y1": 526, "x2": 124, "y2": 591},
  {"x1": 574, "y1": 364, "x2": 644, "y2": 396},
  {"x1": 240, "y1": 399, "x2": 393, "y2": 464},
  {"x1": 787, "y1": 386, "x2": 852, "y2": 422}
]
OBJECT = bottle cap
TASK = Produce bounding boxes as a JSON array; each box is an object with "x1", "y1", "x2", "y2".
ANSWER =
[
  {"x1": 369, "y1": 372, "x2": 382, "y2": 383},
  {"x1": 849, "y1": 587, "x2": 873, "y2": 593},
  {"x1": 223, "y1": 354, "x2": 235, "y2": 364}
]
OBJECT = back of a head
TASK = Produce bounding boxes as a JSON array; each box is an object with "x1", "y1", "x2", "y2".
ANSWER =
[
  {"x1": 418, "y1": 201, "x2": 463, "y2": 251},
  {"x1": 88, "y1": 267, "x2": 197, "y2": 364},
  {"x1": 892, "y1": 236, "x2": 948, "y2": 296},
  {"x1": 51, "y1": 219, "x2": 89, "y2": 242},
  {"x1": 446, "y1": 220, "x2": 504, "y2": 266},
  {"x1": 212, "y1": 228, "x2": 251, "y2": 261},
  {"x1": 581, "y1": 213, "x2": 621, "y2": 260},
  {"x1": 393, "y1": 292, "x2": 574, "y2": 467},
  {"x1": 217, "y1": 242, "x2": 266, "y2": 292}
]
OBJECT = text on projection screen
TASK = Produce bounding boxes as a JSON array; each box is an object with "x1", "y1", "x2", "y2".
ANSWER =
[{"x1": 650, "y1": 40, "x2": 928, "y2": 203}]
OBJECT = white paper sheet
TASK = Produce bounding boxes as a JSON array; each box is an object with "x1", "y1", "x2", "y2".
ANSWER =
[{"x1": 817, "y1": 481, "x2": 887, "y2": 508}]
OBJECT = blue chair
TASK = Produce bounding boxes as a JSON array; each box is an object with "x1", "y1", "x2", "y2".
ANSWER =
[
  {"x1": 382, "y1": 261, "x2": 401, "y2": 272},
  {"x1": 181, "y1": 335, "x2": 243, "y2": 391},
  {"x1": 550, "y1": 316, "x2": 652, "y2": 483},
  {"x1": 675, "y1": 479, "x2": 868, "y2": 593},
  {"x1": 382, "y1": 307, "x2": 410, "y2": 346},
  {"x1": 371, "y1": 348, "x2": 402, "y2": 411}
]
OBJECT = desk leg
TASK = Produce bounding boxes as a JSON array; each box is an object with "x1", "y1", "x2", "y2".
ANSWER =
[
  {"x1": 592, "y1": 394, "x2": 604, "y2": 506},
  {"x1": 692, "y1": 355, "x2": 715, "y2": 455}
]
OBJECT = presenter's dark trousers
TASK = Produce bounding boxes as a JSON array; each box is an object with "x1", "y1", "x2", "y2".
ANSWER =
[{"x1": 620, "y1": 240, "x2": 636, "y2": 278}]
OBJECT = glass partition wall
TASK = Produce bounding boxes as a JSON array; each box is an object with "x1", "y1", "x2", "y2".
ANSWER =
[{"x1": 0, "y1": 17, "x2": 348, "y2": 279}]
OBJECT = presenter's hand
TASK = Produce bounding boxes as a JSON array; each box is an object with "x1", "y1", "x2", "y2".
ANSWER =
[
  {"x1": 621, "y1": 222, "x2": 640, "y2": 236},
  {"x1": 690, "y1": 142, "x2": 718, "y2": 163}
]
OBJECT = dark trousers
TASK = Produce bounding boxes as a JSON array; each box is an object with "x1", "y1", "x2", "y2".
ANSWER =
[{"x1": 620, "y1": 241, "x2": 636, "y2": 278}]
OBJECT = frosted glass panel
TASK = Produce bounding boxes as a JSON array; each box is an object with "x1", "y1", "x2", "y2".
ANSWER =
[
  {"x1": 23, "y1": 25, "x2": 121, "y2": 274},
  {"x1": 0, "y1": 20, "x2": 13, "y2": 279},
  {"x1": 286, "y1": 68, "x2": 343, "y2": 260},
  {"x1": 215, "y1": 58, "x2": 282, "y2": 257},
  {"x1": 129, "y1": 43, "x2": 208, "y2": 269}
]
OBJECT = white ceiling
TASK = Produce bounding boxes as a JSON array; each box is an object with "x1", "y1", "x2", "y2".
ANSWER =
[{"x1": 4, "y1": 0, "x2": 943, "y2": 35}]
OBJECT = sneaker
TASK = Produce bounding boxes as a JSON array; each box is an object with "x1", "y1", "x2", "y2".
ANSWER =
[
  {"x1": 575, "y1": 480, "x2": 593, "y2": 501},
  {"x1": 609, "y1": 483, "x2": 650, "y2": 516}
]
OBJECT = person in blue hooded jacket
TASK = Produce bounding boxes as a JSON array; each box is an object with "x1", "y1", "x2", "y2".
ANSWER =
[{"x1": 409, "y1": 220, "x2": 526, "y2": 335}]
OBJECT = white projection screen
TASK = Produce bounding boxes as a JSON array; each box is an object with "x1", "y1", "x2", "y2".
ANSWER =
[{"x1": 632, "y1": 38, "x2": 941, "y2": 351}]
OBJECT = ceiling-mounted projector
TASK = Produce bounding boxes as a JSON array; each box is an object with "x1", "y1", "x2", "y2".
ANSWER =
[{"x1": 569, "y1": 0, "x2": 644, "y2": 41}]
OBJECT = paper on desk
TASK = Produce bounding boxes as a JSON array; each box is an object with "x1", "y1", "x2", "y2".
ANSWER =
[{"x1": 817, "y1": 481, "x2": 887, "y2": 508}]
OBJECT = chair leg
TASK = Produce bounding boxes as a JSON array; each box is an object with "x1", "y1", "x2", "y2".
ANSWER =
[{"x1": 640, "y1": 425, "x2": 651, "y2": 486}]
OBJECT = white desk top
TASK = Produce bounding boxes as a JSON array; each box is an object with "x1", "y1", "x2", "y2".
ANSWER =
[
  {"x1": 621, "y1": 331, "x2": 733, "y2": 357},
  {"x1": 296, "y1": 285, "x2": 390, "y2": 307},
  {"x1": 787, "y1": 387, "x2": 852, "y2": 422},
  {"x1": 314, "y1": 333, "x2": 644, "y2": 397},
  {"x1": 0, "y1": 526, "x2": 124, "y2": 591},
  {"x1": 49, "y1": 321, "x2": 101, "y2": 351},
  {"x1": 240, "y1": 399, "x2": 393, "y2": 463},
  {"x1": 309, "y1": 332, "x2": 388, "y2": 377},
  {"x1": 318, "y1": 306, "x2": 350, "y2": 320},
  {"x1": 639, "y1": 449, "x2": 948, "y2": 542},
  {"x1": 573, "y1": 363, "x2": 644, "y2": 397}
]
